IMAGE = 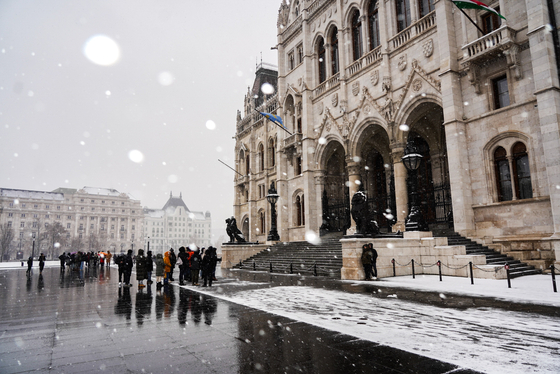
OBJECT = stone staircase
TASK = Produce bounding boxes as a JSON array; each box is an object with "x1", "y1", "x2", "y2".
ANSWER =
[
  {"x1": 443, "y1": 233, "x2": 541, "y2": 278},
  {"x1": 233, "y1": 234, "x2": 344, "y2": 278}
]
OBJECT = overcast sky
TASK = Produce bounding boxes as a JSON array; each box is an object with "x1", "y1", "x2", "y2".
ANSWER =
[{"x1": 0, "y1": 0, "x2": 280, "y2": 237}]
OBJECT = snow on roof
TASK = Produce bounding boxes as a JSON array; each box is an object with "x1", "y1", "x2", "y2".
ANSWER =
[
  {"x1": 80, "y1": 186, "x2": 136, "y2": 200},
  {"x1": 0, "y1": 188, "x2": 65, "y2": 201},
  {"x1": 144, "y1": 208, "x2": 165, "y2": 218}
]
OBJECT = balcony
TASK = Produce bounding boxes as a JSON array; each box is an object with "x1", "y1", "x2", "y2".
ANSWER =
[
  {"x1": 461, "y1": 25, "x2": 517, "y2": 65},
  {"x1": 344, "y1": 46, "x2": 382, "y2": 80},
  {"x1": 283, "y1": 133, "x2": 302, "y2": 149},
  {"x1": 389, "y1": 11, "x2": 436, "y2": 50},
  {"x1": 461, "y1": 25, "x2": 521, "y2": 92},
  {"x1": 313, "y1": 73, "x2": 340, "y2": 99}
]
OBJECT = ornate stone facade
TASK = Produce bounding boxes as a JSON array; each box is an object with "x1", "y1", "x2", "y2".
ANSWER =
[{"x1": 233, "y1": 0, "x2": 560, "y2": 269}]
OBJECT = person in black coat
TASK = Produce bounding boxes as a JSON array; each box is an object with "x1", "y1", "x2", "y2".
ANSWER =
[
  {"x1": 368, "y1": 243, "x2": 379, "y2": 278},
  {"x1": 201, "y1": 246, "x2": 219, "y2": 287},
  {"x1": 168, "y1": 248, "x2": 177, "y2": 281},
  {"x1": 177, "y1": 247, "x2": 188, "y2": 285},
  {"x1": 190, "y1": 249, "x2": 201, "y2": 286},
  {"x1": 123, "y1": 250, "x2": 134, "y2": 287},
  {"x1": 26, "y1": 256, "x2": 33, "y2": 275},
  {"x1": 38, "y1": 253, "x2": 46, "y2": 274},
  {"x1": 146, "y1": 251, "x2": 154, "y2": 285},
  {"x1": 59, "y1": 252, "x2": 67, "y2": 271},
  {"x1": 116, "y1": 254, "x2": 126, "y2": 286}
]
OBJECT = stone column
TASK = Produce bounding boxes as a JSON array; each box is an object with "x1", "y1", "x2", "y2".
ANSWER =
[
  {"x1": 346, "y1": 160, "x2": 362, "y2": 235},
  {"x1": 314, "y1": 170, "x2": 326, "y2": 233},
  {"x1": 526, "y1": 0, "x2": 560, "y2": 264},
  {"x1": 437, "y1": 0, "x2": 475, "y2": 236},
  {"x1": 391, "y1": 144, "x2": 407, "y2": 232}
]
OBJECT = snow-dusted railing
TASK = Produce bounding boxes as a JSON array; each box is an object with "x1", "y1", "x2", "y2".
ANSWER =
[
  {"x1": 391, "y1": 259, "x2": 559, "y2": 292},
  {"x1": 238, "y1": 260, "x2": 336, "y2": 277},
  {"x1": 389, "y1": 10, "x2": 436, "y2": 50}
]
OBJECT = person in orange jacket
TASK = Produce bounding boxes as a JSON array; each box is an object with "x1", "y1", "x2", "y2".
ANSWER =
[{"x1": 163, "y1": 250, "x2": 172, "y2": 284}]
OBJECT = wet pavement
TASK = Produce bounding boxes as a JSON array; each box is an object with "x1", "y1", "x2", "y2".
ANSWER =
[{"x1": 0, "y1": 266, "x2": 484, "y2": 374}]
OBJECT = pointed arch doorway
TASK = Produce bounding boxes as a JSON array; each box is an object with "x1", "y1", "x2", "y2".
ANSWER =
[
  {"x1": 320, "y1": 141, "x2": 350, "y2": 234},
  {"x1": 405, "y1": 103, "x2": 453, "y2": 232}
]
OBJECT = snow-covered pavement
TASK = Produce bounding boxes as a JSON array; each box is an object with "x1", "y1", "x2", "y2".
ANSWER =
[{"x1": 192, "y1": 272, "x2": 560, "y2": 374}]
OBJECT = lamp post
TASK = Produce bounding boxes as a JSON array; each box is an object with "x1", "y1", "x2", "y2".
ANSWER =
[
  {"x1": 31, "y1": 233, "x2": 36, "y2": 259},
  {"x1": 402, "y1": 144, "x2": 427, "y2": 231},
  {"x1": 266, "y1": 181, "x2": 280, "y2": 241}
]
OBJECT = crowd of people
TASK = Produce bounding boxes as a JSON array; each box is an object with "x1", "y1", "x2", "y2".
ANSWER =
[{"x1": 114, "y1": 246, "x2": 221, "y2": 290}]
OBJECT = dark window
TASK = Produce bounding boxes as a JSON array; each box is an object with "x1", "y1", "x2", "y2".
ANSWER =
[
  {"x1": 512, "y1": 142, "x2": 532, "y2": 199},
  {"x1": 295, "y1": 156, "x2": 302, "y2": 176},
  {"x1": 268, "y1": 139, "x2": 276, "y2": 167},
  {"x1": 297, "y1": 45, "x2": 304, "y2": 64},
  {"x1": 260, "y1": 211, "x2": 265, "y2": 234},
  {"x1": 288, "y1": 52, "x2": 295, "y2": 70},
  {"x1": 351, "y1": 11, "x2": 363, "y2": 61},
  {"x1": 318, "y1": 37, "x2": 326, "y2": 83},
  {"x1": 297, "y1": 118, "x2": 302, "y2": 134},
  {"x1": 258, "y1": 144, "x2": 265, "y2": 171},
  {"x1": 482, "y1": 7, "x2": 501, "y2": 34},
  {"x1": 396, "y1": 0, "x2": 411, "y2": 32},
  {"x1": 296, "y1": 196, "x2": 303, "y2": 226},
  {"x1": 492, "y1": 75, "x2": 510, "y2": 109},
  {"x1": 368, "y1": 1, "x2": 380, "y2": 50},
  {"x1": 494, "y1": 147, "x2": 512, "y2": 201},
  {"x1": 418, "y1": 0, "x2": 434, "y2": 18},
  {"x1": 330, "y1": 28, "x2": 339, "y2": 75}
]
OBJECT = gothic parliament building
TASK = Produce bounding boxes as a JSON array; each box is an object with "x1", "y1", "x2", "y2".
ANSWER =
[{"x1": 233, "y1": 0, "x2": 560, "y2": 269}]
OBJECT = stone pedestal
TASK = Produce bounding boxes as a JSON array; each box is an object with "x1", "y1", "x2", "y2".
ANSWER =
[
  {"x1": 341, "y1": 232, "x2": 505, "y2": 280},
  {"x1": 221, "y1": 243, "x2": 268, "y2": 269}
]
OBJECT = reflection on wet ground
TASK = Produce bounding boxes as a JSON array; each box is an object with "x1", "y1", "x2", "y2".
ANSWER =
[{"x1": 0, "y1": 267, "x2": 482, "y2": 374}]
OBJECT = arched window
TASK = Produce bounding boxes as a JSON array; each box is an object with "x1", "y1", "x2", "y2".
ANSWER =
[
  {"x1": 239, "y1": 149, "x2": 245, "y2": 176},
  {"x1": 295, "y1": 195, "x2": 305, "y2": 226},
  {"x1": 396, "y1": 0, "x2": 411, "y2": 32},
  {"x1": 318, "y1": 37, "x2": 326, "y2": 83},
  {"x1": 296, "y1": 196, "x2": 302, "y2": 226},
  {"x1": 494, "y1": 147, "x2": 512, "y2": 201},
  {"x1": 512, "y1": 142, "x2": 532, "y2": 200},
  {"x1": 259, "y1": 211, "x2": 266, "y2": 234},
  {"x1": 294, "y1": 0, "x2": 300, "y2": 17},
  {"x1": 368, "y1": 1, "x2": 380, "y2": 50},
  {"x1": 268, "y1": 138, "x2": 276, "y2": 167},
  {"x1": 245, "y1": 153, "x2": 250, "y2": 176},
  {"x1": 258, "y1": 143, "x2": 265, "y2": 172},
  {"x1": 351, "y1": 10, "x2": 363, "y2": 61},
  {"x1": 330, "y1": 27, "x2": 339, "y2": 75}
]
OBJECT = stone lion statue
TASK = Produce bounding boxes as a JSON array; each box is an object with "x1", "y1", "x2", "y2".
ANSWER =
[
  {"x1": 226, "y1": 217, "x2": 246, "y2": 243},
  {"x1": 351, "y1": 191, "x2": 379, "y2": 237}
]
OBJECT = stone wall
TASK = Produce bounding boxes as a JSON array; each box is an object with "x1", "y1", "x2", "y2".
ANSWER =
[
  {"x1": 221, "y1": 244, "x2": 269, "y2": 269},
  {"x1": 341, "y1": 232, "x2": 507, "y2": 281}
]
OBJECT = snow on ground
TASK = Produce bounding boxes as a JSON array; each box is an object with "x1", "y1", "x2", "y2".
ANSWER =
[
  {"x1": 3, "y1": 261, "x2": 559, "y2": 373},
  {"x1": 197, "y1": 274, "x2": 560, "y2": 374}
]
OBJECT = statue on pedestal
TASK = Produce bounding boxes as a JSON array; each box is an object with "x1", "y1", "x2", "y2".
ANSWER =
[{"x1": 226, "y1": 217, "x2": 246, "y2": 243}]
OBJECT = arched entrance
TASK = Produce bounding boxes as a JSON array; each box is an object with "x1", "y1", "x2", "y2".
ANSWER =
[
  {"x1": 242, "y1": 217, "x2": 249, "y2": 242},
  {"x1": 405, "y1": 103, "x2": 452, "y2": 231},
  {"x1": 320, "y1": 141, "x2": 350, "y2": 234},
  {"x1": 359, "y1": 126, "x2": 395, "y2": 232}
]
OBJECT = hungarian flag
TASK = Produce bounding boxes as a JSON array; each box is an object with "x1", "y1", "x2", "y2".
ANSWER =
[{"x1": 451, "y1": 0, "x2": 506, "y2": 20}]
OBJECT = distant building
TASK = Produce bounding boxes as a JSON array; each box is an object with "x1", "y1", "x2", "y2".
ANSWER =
[
  {"x1": 143, "y1": 192, "x2": 212, "y2": 254},
  {"x1": 0, "y1": 187, "x2": 144, "y2": 259}
]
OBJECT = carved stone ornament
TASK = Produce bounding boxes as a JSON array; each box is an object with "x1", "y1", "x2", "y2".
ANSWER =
[
  {"x1": 298, "y1": 77, "x2": 303, "y2": 87},
  {"x1": 423, "y1": 39, "x2": 434, "y2": 58},
  {"x1": 398, "y1": 54, "x2": 407, "y2": 71},
  {"x1": 412, "y1": 78, "x2": 423, "y2": 92},
  {"x1": 332, "y1": 93, "x2": 338, "y2": 107},
  {"x1": 277, "y1": 1, "x2": 289, "y2": 28},
  {"x1": 352, "y1": 81, "x2": 360, "y2": 96},
  {"x1": 318, "y1": 102, "x2": 324, "y2": 115},
  {"x1": 371, "y1": 70, "x2": 379, "y2": 86},
  {"x1": 382, "y1": 76, "x2": 391, "y2": 93}
]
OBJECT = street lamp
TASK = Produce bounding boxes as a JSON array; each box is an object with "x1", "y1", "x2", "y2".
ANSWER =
[
  {"x1": 266, "y1": 181, "x2": 280, "y2": 241},
  {"x1": 31, "y1": 233, "x2": 36, "y2": 259},
  {"x1": 402, "y1": 144, "x2": 427, "y2": 231}
]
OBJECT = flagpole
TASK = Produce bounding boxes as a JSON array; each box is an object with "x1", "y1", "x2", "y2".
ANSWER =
[
  {"x1": 255, "y1": 110, "x2": 293, "y2": 136},
  {"x1": 453, "y1": 3, "x2": 485, "y2": 35},
  {"x1": 218, "y1": 159, "x2": 245, "y2": 177}
]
